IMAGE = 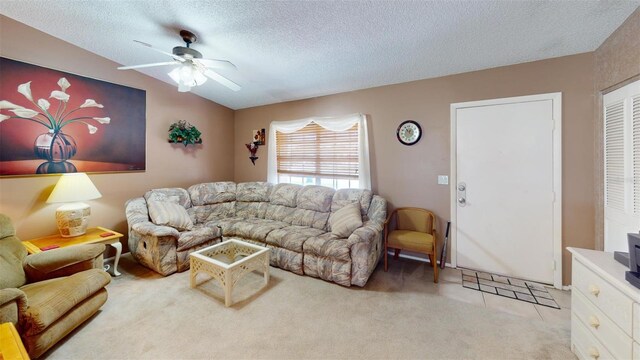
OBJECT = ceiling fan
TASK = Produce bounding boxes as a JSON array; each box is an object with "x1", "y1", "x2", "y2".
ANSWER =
[{"x1": 118, "y1": 30, "x2": 240, "y2": 92}]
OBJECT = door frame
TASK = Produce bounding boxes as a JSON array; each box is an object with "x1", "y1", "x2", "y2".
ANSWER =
[{"x1": 449, "y1": 92, "x2": 563, "y2": 289}]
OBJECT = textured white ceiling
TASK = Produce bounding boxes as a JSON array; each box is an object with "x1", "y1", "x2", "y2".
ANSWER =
[{"x1": 1, "y1": 1, "x2": 638, "y2": 110}]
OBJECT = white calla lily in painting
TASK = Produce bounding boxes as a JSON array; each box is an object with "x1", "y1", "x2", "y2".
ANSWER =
[{"x1": 0, "y1": 77, "x2": 109, "y2": 135}]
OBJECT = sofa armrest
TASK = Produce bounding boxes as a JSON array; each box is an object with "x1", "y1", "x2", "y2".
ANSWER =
[
  {"x1": 346, "y1": 221, "x2": 382, "y2": 247},
  {"x1": 0, "y1": 288, "x2": 27, "y2": 325},
  {"x1": 24, "y1": 244, "x2": 105, "y2": 282},
  {"x1": 131, "y1": 222, "x2": 180, "y2": 238}
]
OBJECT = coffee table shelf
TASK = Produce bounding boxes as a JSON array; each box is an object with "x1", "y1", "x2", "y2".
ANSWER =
[{"x1": 189, "y1": 239, "x2": 270, "y2": 307}]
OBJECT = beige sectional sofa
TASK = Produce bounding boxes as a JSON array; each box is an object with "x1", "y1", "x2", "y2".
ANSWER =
[{"x1": 125, "y1": 181, "x2": 387, "y2": 287}]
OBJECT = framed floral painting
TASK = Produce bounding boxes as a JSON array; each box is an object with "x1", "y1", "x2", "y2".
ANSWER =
[{"x1": 0, "y1": 57, "x2": 146, "y2": 176}]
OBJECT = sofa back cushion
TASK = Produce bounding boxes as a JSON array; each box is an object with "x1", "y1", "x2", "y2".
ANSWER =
[
  {"x1": 269, "y1": 183, "x2": 302, "y2": 207},
  {"x1": 331, "y1": 189, "x2": 373, "y2": 217},
  {"x1": 236, "y1": 182, "x2": 272, "y2": 202},
  {"x1": 296, "y1": 186, "x2": 335, "y2": 212},
  {"x1": 189, "y1": 202, "x2": 237, "y2": 224},
  {"x1": 145, "y1": 188, "x2": 192, "y2": 208},
  {"x1": 236, "y1": 202, "x2": 268, "y2": 219},
  {"x1": 188, "y1": 182, "x2": 236, "y2": 206}
]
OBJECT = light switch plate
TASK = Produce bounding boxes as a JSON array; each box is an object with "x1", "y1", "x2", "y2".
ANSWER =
[{"x1": 437, "y1": 175, "x2": 449, "y2": 185}]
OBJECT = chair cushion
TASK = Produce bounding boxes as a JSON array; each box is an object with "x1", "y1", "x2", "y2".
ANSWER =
[
  {"x1": 397, "y1": 209, "x2": 431, "y2": 233},
  {"x1": 265, "y1": 226, "x2": 325, "y2": 252},
  {"x1": 387, "y1": 230, "x2": 434, "y2": 253},
  {"x1": 329, "y1": 203, "x2": 362, "y2": 237},
  {"x1": 148, "y1": 201, "x2": 193, "y2": 231},
  {"x1": 19, "y1": 269, "x2": 111, "y2": 336},
  {"x1": 176, "y1": 224, "x2": 221, "y2": 251}
]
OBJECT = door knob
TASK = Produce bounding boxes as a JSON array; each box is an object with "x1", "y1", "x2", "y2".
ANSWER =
[
  {"x1": 458, "y1": 198, "x2": 466, "y2": 205},
  {"x1": 458, "y1": 184, "x2": 466, "y2": 191}
]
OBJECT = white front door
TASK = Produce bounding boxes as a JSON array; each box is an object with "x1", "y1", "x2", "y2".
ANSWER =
[{"x1": 451, "y1": 93, "x2": 562, "y2": 287}]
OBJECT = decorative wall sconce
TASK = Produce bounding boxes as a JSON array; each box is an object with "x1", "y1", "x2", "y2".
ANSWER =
[
  {"x1": 168, "y1": 120, "x2": 202, "y2": 147},
  {"x1": 245, "y1": 142, "x2": 259, "y2": 165}
]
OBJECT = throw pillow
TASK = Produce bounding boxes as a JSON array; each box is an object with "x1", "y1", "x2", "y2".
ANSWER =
[
  {"x1": 148, "y1": 201, "x2": 193, "y2": 231},
  {"x1": 330, "y1": 203, "x2": 363, "y2": 238}
]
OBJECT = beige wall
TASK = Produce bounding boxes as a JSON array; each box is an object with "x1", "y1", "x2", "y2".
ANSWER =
[
  {"x1": 0, "y1": 16, "x2": 235, "y2": 241},
  {"x1": 593, "y1": 8, "x2": 640, "y2": 250},
  {"x1": 235, "y1": 53, "x2": 596, "y2": 285}
]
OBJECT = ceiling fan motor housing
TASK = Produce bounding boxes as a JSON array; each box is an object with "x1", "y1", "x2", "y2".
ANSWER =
[{"x1": 173, "y1": 46, "x2": 202, "y2": 59}]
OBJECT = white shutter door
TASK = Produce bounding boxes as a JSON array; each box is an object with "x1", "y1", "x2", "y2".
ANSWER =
[
  {"x1": 604, "y1": 80, "x2": 640, "y2": 252},
  {"x1": 605, "y1": 100, "x2": 625, "y2": 212},
  {"x1": 633, "y1": 95, "x2": 640, "y2": 215}
]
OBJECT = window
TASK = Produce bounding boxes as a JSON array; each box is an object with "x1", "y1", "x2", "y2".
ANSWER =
[{"x1": 267, "y1": 114, "x2": 370, "y2": 189}]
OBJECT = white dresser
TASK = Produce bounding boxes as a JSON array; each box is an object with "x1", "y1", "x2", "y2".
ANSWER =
[{"x1": 568, "y1": 247, "x2": 640, "y2": 360}]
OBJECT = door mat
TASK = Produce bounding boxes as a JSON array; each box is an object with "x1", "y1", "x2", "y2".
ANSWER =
[{"x1": 461, "y1": 270, "x2": 560, "y2": 309}]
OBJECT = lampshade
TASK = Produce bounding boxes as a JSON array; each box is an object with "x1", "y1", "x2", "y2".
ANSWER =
[{"x1": 47, "y1": 173, "x2": 102, "y2": 203}]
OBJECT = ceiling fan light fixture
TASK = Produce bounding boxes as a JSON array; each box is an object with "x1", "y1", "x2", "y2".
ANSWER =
[{"x1": 168, "y1": 64, "x2": 207, "y2": 92}]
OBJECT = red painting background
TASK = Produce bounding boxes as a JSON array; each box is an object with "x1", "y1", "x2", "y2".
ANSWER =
[{"x1": 0, "y1": 57, "x2": 146, "y2": 175}]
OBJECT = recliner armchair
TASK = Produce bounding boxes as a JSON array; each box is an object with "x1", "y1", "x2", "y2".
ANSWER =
[{"x1": 0, "y1": 214, "x2": 111, "y2": 358}]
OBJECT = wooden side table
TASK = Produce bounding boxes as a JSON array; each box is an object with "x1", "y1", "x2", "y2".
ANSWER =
[
  {"x1": 0, "y1": 322, "x2": 29, "y2": 360},
  {"x1": 22, "y1": 227, "x2": 124, "y2": 276}
]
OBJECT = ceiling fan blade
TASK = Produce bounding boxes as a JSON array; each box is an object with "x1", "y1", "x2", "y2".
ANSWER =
[
  {"x1": 204, "y1": 69, "x2": 241, "y2": 91},
  {"x1": 133, "y1": 40, "x2": 185, "y2": 62},
  {"x1": 194, "y1": 58, "x2": 237, "y2": 70},
  {"x1": 118, "y1": 61, "x2": 179, "y2": 70}
]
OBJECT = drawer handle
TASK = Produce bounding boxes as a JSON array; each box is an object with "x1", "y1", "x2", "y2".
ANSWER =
[
  {"x1": 588, "y1": 284, "x2": 600, "y2": 297},
  {"x1": 588, "y1": 346, "x2": 599, "y2": 359},
  {"x1": 588, "y1": 315, "x2": 600, "y2": 329}
]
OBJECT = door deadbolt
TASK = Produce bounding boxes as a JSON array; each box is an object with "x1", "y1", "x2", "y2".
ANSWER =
[{"x1": 457, "y1": 182, "x2": 467, "y2": 207}]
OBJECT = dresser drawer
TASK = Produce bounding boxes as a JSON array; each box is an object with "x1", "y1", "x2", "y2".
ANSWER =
[
  {"x1": 573, "y1": 259, "x2": 633, "y2": 335},
  {"x1": 572, "y1": 315, "x2": 616, "y2": 360},
  {"x1": 573, "y1": 289, "x2": 632, "y2": 359}
]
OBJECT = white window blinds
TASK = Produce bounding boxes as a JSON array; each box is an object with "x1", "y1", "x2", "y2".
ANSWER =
[{"x1": 276, "y1": 123, "x2": 358, "y2": 180}]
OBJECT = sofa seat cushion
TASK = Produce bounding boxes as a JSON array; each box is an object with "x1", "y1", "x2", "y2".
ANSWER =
[
  {"x1": 177, "y1": 224, "x2": 221, "y2": 251},
  {"x1": 265, "y1": 226, "x2": 325, "y2": 252},
  {"x1": 19, "y1": 269, "x2": 111, "y2": 336},
  {"x1": 232, "y1": 219, "x2": 289, "y2": 240},
  {"x1": 303, "y1": 233, "x2": 351, "y2": 261},
  {"x1": 203, "y1": 217, "x2": 244, "y2": 237}
]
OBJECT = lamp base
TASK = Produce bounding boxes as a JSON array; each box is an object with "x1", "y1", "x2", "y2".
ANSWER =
[{"x1": 55, "y1": 202, "x2": 91, "y2": 237}]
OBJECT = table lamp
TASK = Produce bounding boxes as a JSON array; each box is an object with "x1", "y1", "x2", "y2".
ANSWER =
[{"x1": 46, "y1": 173, "x2": 102, "y2": 237}]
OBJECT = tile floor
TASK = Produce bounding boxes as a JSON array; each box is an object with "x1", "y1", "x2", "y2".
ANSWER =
[{"x1": 434, "y1": 267, "x2": 571, "y2": 326}]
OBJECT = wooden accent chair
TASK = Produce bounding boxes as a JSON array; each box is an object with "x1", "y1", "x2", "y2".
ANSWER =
[{"x1": 383, "y1": 207, "x2": 439, "y2": 283}]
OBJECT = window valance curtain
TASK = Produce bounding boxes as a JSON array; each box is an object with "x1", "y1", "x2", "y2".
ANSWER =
[{"x1": 267, "y1": 113, "x2": 371, "y2": 189}]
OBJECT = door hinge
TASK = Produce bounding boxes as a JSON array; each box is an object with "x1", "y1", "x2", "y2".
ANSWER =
[
  {"x1": 552, "y1": 260, "x2": 556, "y2": 270},
  {"x1": 552, "y1": 191, "x2": 556, "y2": 202}
]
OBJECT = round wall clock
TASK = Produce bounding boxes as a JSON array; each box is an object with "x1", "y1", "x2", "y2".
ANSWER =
[{"x1": 396, "y1": 120, "x2": 422, "y2": 146}]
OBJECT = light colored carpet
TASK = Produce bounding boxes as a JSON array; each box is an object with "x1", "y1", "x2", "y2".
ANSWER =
[{"x1": 44, "y1": 254, "x2": 574, "y2": 359}]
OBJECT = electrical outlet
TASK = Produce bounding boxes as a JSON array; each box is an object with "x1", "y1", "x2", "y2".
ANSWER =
[{"x1": 437, "y1": 175, "x2": 449, "y2": 185}]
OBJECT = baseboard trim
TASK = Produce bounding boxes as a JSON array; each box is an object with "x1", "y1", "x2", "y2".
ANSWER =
[{"x1": 386, "y1": 251, "x2": 453, "y2": 268}]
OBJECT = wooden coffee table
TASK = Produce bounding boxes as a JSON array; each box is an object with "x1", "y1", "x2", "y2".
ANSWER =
[
  {"x1": 22, "y1": 227, "x2": 124, "y2": 276},
  {"x1": 189, "y1": 239, "x2": 270, "y2": 307}
]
